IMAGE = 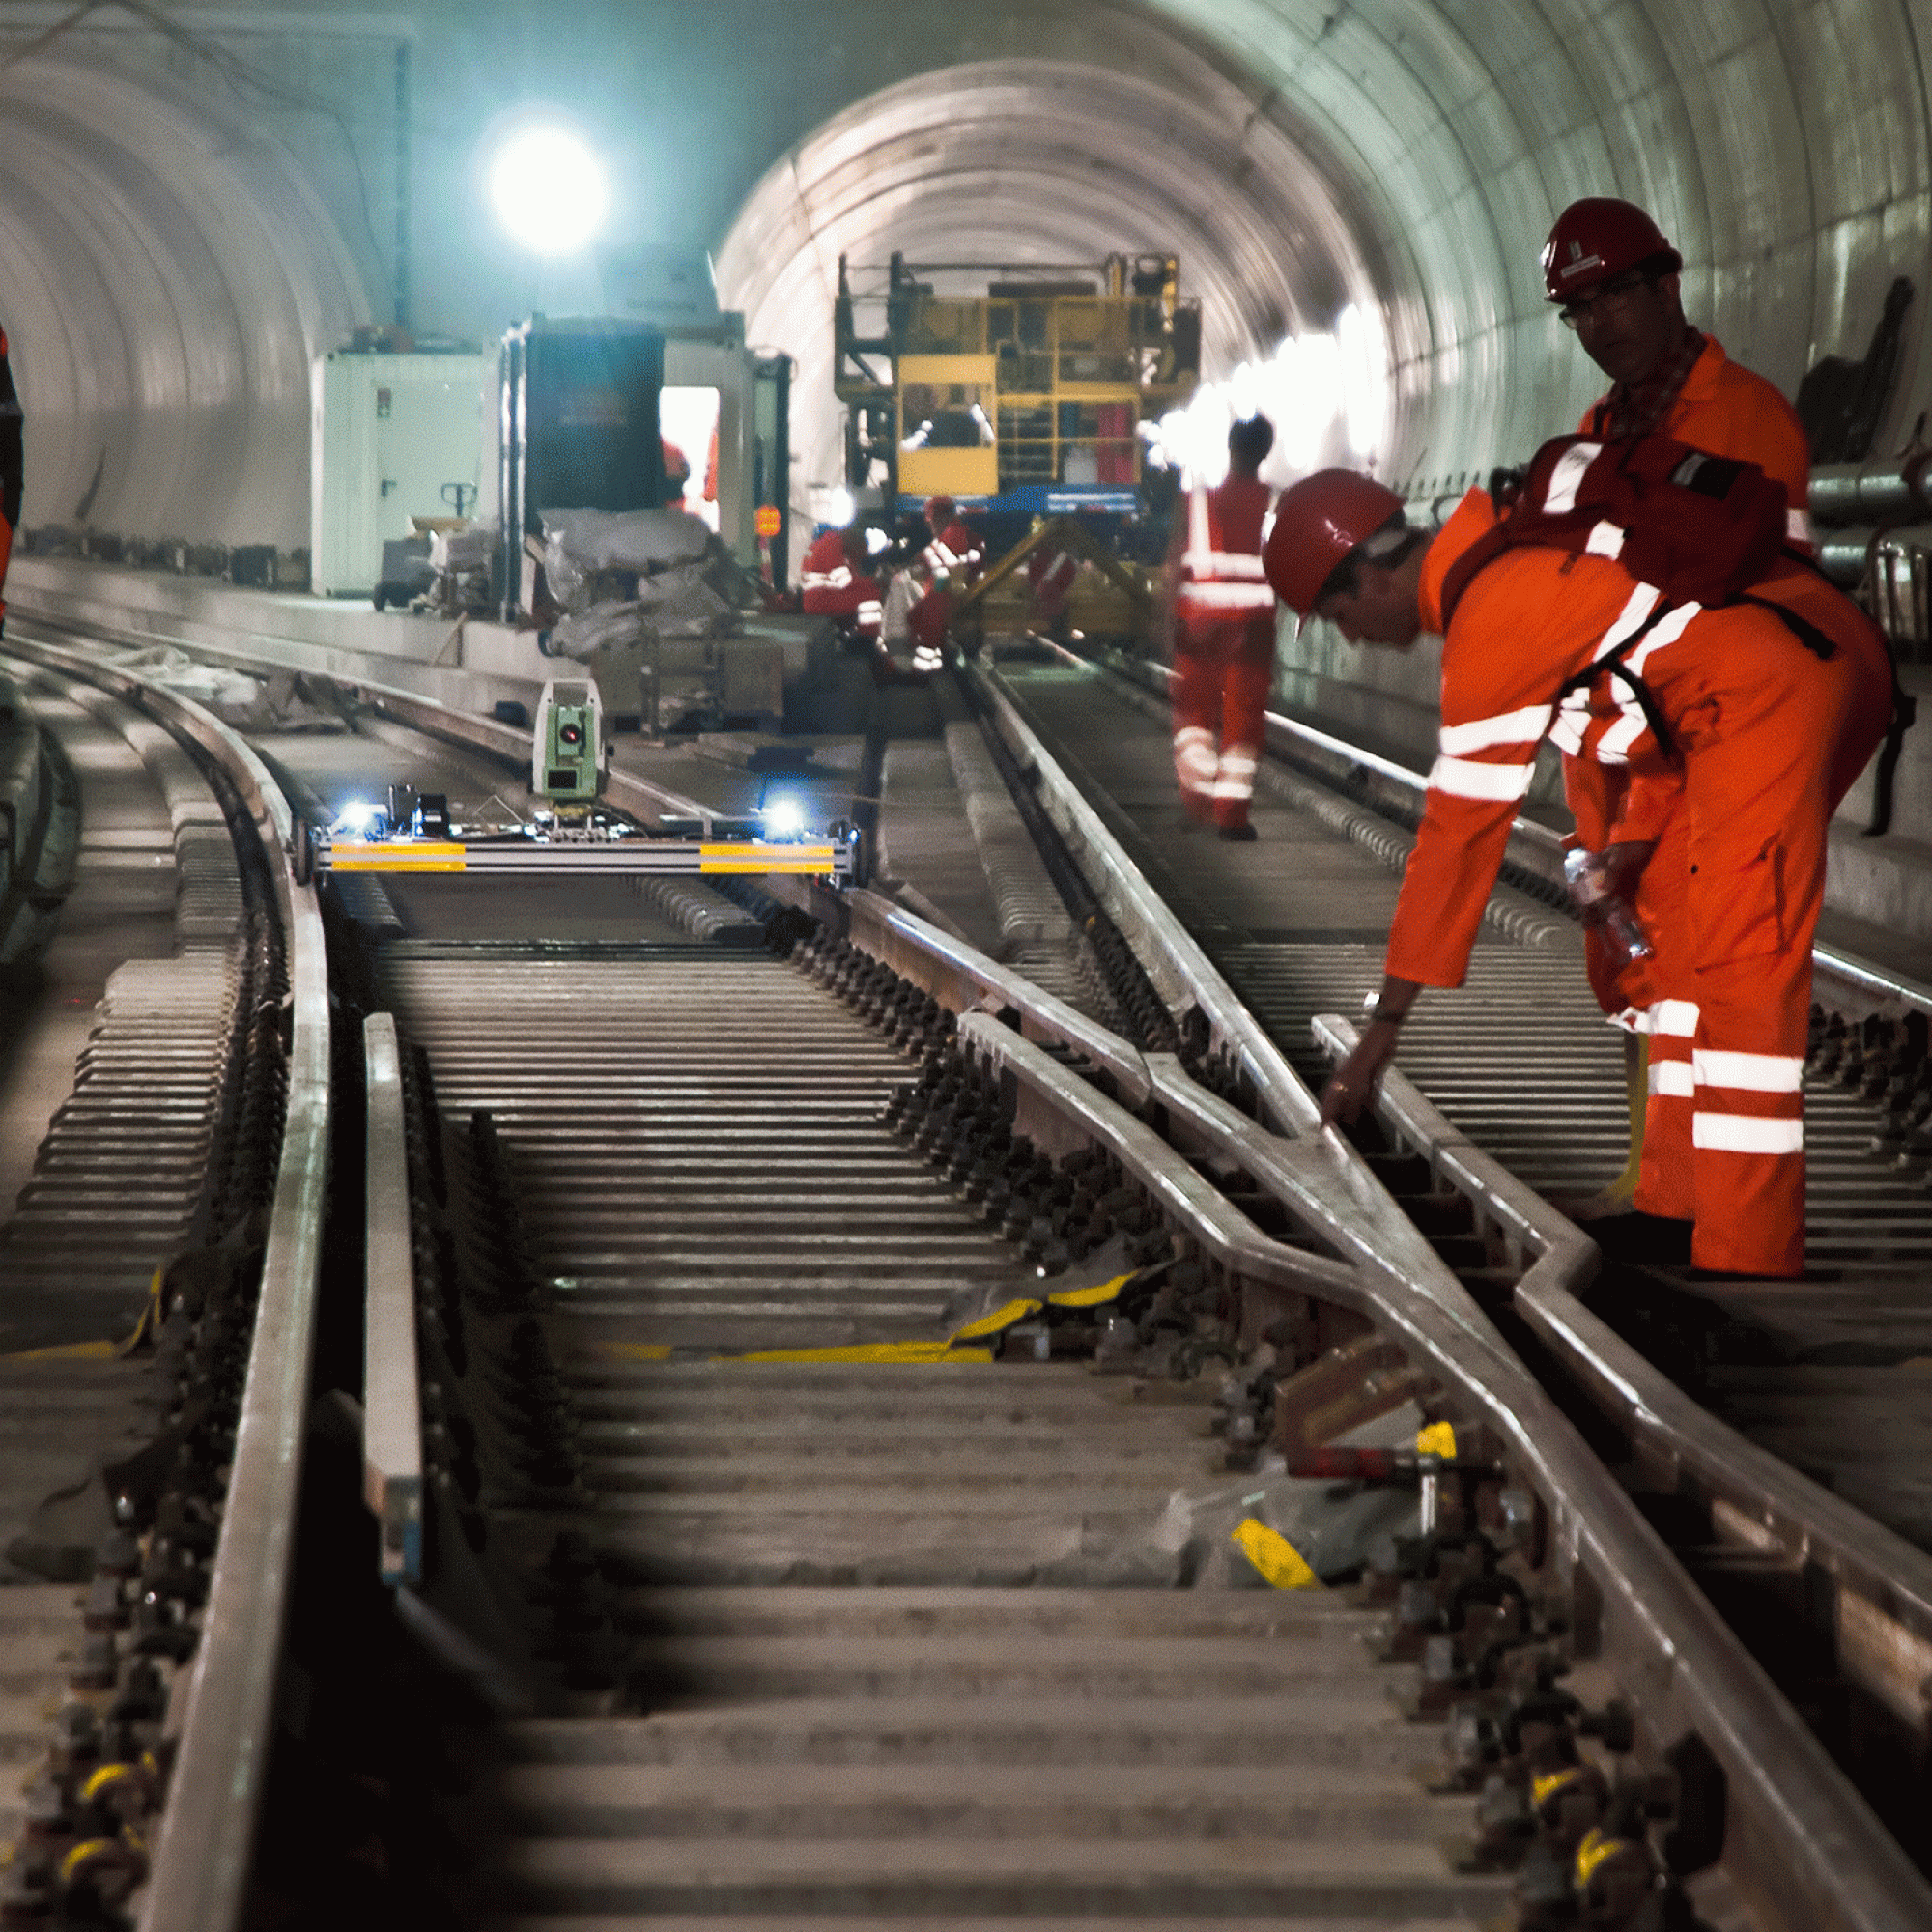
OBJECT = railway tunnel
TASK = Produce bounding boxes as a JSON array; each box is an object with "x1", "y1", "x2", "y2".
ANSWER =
[{"x1": 5, "y1": 4, "x2": 1932, "y2": 1930}]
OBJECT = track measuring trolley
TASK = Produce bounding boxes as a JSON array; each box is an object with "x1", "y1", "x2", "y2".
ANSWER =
[{"x1": 294, "y1": 680, "x2": 860, "y2": 887}]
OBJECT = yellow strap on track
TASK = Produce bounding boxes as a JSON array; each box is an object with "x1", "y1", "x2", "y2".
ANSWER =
[
  {"x1": 724, "y1": 1341, "x2": 994, "y2": 1365},
  {"x1": 948, "y1": 1296, "x2": 1042, "y2": 1342},
  {"x1": 1046, "y1": 1270, "x2": 1134, "y2": 1308}
]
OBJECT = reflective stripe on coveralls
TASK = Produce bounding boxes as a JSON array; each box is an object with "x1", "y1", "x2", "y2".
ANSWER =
[
  {"x1": 1568, "y1": 332, "x2": 1816, "y2": 1017},
  {"x1": 1176, "y1": 487, "x2": 1274, "y2": 619}
]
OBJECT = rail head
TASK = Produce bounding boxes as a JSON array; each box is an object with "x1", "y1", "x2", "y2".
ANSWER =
[
  {"x1": 968, "y1": 655, "x2": 1321, "y2": 1136},
  {"x1": 362, "y1": 1013, "x2": 423, "y2": 1586},
  {"x1": 1, "y1": 635, "x2": 332, "y2": 1932},
  {"x1": 838, "y1": 787, "x2": 1932, "y2": 1932}
]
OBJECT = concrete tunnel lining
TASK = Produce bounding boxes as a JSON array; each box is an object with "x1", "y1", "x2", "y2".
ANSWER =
[{"x1": 0, "y1": 2, "x2": 1924, "y2": 547}]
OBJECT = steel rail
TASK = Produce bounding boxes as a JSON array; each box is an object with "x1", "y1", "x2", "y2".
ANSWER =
[
  {"x1": 965, "y1": 658, "x2": 1321, "y2": 1135},
  {"x1": 945, "y1": 656, "x2": 1932, "y2": 1931},
  {"x1": 879, "y1": 903, "x2": 1932, "y2": 1932},
  {"x1": 308, "y1": 649, "x2": 1932, "y2": 1925},
  {"x1": 1076, "y1": 639, "x2": 1932, "y2": 1018},
  {"x1": 1308, "y1": 1009, "x2": 1932, "y2": 1756},
  {"x1": 363, "y1": 1012, "x2": 422, "y2": 1586},
  {"x1": 0, "y1": 634, "x2": 330, "y2": 1932}
]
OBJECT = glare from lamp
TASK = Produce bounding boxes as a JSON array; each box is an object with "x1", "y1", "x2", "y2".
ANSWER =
[
  {"x1": 762, "y1": 795, "x2": 807, "y2": 840},
  {"x1": 489, "y1": 125, "x2": 609, "y2": 256},
  {"x1": 332, "y1": 800, "x2": 381, "y2": 836}
]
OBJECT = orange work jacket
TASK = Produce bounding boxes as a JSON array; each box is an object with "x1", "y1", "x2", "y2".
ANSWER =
[
  {"x1": 1386, "y1": 488, "x2": 1889, "y2": 989},
  {"x1": 1571, "y1": 335, "x2": 1816, "y2": 853}
]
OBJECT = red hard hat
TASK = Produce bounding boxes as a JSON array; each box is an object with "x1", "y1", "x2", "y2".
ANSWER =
[
  {"x1": 924, "y1": 495, "x2": 956, "y2": 527},
  {"x1": 1542, "y1": 198, "x2": 1682, "y2": 301},
  {"x1": 1264, "y1": 470, "x2": 1406, "y2": 614}
]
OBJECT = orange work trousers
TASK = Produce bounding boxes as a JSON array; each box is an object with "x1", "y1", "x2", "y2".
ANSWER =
[
  {"x1": 1586, "y1": 612, "x2": 1891, "y2": 1273},
  {"x1": 1173, "y1": 617, "x2": 1273, "y2": 831}
]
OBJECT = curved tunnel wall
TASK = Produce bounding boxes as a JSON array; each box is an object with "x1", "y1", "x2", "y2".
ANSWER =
[
  {"x1": 1, "y1": 2, "x2": 1929, "y2": 559},
  {"x1": 0, "y1": 47, "x2": 368, "y2": 553}
]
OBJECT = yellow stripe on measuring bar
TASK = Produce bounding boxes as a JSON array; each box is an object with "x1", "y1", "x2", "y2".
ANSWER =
[
  {"x1": 329, "y1": 841, "x2": 468, "y2": 872},
  {"x1": 699, "y1": 842, "x2": 840, "y2": 875}
]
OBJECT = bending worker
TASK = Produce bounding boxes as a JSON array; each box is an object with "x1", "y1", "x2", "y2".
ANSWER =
[
  {"x1": 1265, "y1": 460, "x2": 1890, "y2": 1279},
  {"x1": 1545, "y1": 198, "x2": 1815, "y2": 1239},
  {"x1": 799, "y1": 523, "x2": 882, "y2": 639},
  {"x1": 0, "y1": 326, "x2": 19, "y2": 636},
  {"x1": 1167, "y1": 414, "x2": 1277, "y2": 841}
]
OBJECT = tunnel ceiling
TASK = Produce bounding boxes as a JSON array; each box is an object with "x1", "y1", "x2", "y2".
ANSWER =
[{"x1": 0, "y1": 0, "x2": 1927, "y2": 543}]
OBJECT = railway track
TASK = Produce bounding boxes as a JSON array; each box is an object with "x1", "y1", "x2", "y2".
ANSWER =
[{"x1": 2, "y1": 623, "x2": 1931, "y2": 1928}]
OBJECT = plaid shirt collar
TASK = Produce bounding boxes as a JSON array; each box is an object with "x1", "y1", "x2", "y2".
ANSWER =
[{"x1": 1599, "y1": 326, "x2": 1706, "y2": 439}]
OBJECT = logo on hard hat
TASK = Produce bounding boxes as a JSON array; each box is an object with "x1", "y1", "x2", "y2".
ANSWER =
[{"x1": 1560, "y1": 243, "x2": 1605, "y2": 280}]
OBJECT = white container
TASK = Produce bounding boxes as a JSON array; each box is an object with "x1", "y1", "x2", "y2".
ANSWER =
[{"x1": 311, "y1": 351, "x2": 493, "y2": 597}]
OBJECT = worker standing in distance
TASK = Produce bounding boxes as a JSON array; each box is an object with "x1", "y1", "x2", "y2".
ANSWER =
[
  {"x1": 1024, "y1": 527, "x2": 1079, "y2": 642},
  {"x1": 1264, "y1": 463, "x2": 1889, "y2": 1279},
  {"x1": 1165, "y1": 414, "x2": 1277, "y2": 841},
  {"x1": 799, "y1": 522, "x2": 882, "y2": 639},
  {"x1": 0, "y1": 326, "x2": 20, "y2": 637},
  {"x1": 1544, "y1": 198, "x2": 1818, "y2": 1251}
]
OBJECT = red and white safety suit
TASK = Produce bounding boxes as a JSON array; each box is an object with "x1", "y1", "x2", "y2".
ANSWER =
[
  {"x1": 1397, "y1": 490, "x2": 1891, "y2": 1275},
  {"x1": 908, "y1": 516, "x2": 983, "y2": 670},
  {"x1": 1567, "y1": 337, "x2": 1819, "y2": 1220},
  {"x1": 1171, "y1": 478, "x2": 1276, "y2": 832},
  {"x1": 1026, "y1": 538, "x2": 1078, "y2": 627},
  {"x1": 800, "y1": 529, "x2": 881, "y2": 638},
  {"x1": 0, "y1": 327, "x2": 19, "y2": 632}
]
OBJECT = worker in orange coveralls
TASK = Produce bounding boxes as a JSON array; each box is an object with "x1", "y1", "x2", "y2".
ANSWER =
[
  {"x1": 1265, "y1": 467, "x2": 1890, "y2": 1280},
  {"x1": 799, "y1": 524, "x2": 882, "y2": 639},
  {"x1": 1545, "y1": 198, "x2": 1817, "y2": 1246},
  {"x1": 0, "y1": 327, "x2": 20, "y2": 638},
  {"x1": 1165, "y1": 414, "x2": 1277, "y2": 840}
]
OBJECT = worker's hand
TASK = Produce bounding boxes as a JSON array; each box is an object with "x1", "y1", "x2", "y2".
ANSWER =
[
  {"x1": 1321, "y1": 1022, "x2": 1402, "y2": 1127},
  {"x1": 1594, "y1": 840, "x2": 1656, "y2": 908}
]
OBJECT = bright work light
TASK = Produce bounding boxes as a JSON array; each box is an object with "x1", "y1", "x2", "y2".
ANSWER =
[
  {"x1": 761, "y1": 795, "x2": 808, "y2": 841},
  {"x1": 489, "y1": 126, "x2": 609, "y2": 256}
]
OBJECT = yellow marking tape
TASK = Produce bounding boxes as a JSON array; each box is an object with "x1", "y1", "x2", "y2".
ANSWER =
[
  {"x1": 723, "y1": 1341, "x2": 994, "y2": 1365},
  {"x1": 699, "y1": 845, "x2": 839, "y2": 875},
  {"x1": 949, "y1": 1296, "x2": 1041, "y2": 1341},
  {"x1": 591, "y1": 1284, "x2": 1083, "y2": 1369},
  {"x1": 1046, "y1": 1270, "x2": 1134, "y2": 1309},
  {"x1": 1232, "y1": 1517, "x2": 1321, "y2": 1590},
  {"x1": 1415, "y1": 1420, "x2": 1457, "y2": 1458},
  {"x1": 1574, "y1": 1827, "x2": 1629, "y2": 1888},
  {"x1": 2, "y1": 1263, "x2": 168, "y2": 1362}
]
